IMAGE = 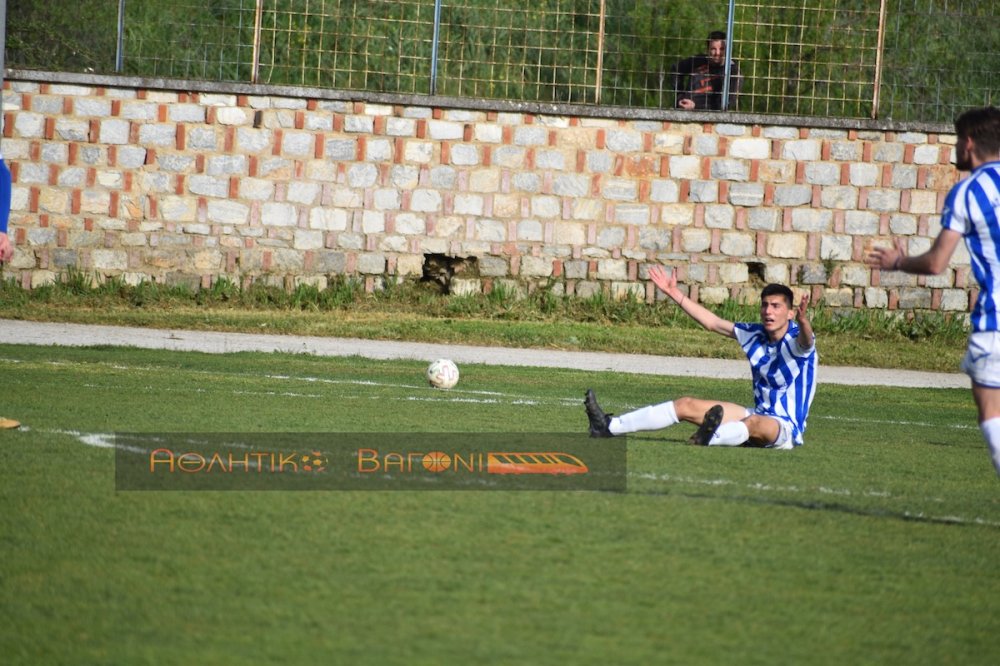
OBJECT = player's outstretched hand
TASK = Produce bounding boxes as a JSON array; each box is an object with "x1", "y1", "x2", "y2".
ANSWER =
[
  {"x1": 795, "y1": 292, "x2": 815, "y2": 347},
  {"x1": 0, "y1": 233, "x2": 12, "y2": 263},
  {"x1": 649, "y1": 265, "x2": 682, "y2": 302},
  {"x1": 865, "y1": 238, "x2": 906, "y2": 271},
  {"x1": 796, "y1": 293, "x2": 811, "y2": 325}
]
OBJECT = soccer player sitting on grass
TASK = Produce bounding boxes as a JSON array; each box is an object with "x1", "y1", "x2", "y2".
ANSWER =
[{"x1": 585, "y1": 266, "x2": 817, "y2": 449}]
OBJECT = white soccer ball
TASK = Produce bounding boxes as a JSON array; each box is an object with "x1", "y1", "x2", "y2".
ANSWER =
[{"x1": 426, "y1": 358, "x2": 460, "y2": 389}]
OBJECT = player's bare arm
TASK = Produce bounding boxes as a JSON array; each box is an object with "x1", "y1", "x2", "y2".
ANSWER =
[
  {"x1": 649, "y1": 265, "x2": 735, "y2": 338},
  {"x1": 866, "y1": 229, "x2": 963, "y2": 276}
]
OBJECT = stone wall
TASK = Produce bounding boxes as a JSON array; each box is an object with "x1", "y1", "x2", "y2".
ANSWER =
[{"x1": 1, "y1": 70, "x2": 970, "y2": 311}]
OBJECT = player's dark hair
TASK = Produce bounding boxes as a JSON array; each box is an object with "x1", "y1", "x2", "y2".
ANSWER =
[
  {"x1": 708, "y1": 30, "x2": 726, "y2": 42},
  {"x1": 955, "y1": 106, "x2": 1000, "y2": 158},
  {"x1": 760, "y1": 283, "x2": 793, "y2": 307}
]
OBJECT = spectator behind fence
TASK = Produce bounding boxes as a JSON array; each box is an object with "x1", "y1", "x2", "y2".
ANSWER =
[{"x1": 671, "y1": 30, "x2": 741, "y2": 111}]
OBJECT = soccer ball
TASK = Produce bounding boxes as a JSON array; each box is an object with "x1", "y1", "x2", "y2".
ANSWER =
[{"x1": 426, "y1": 358, "x2": 460, "y2": 389}]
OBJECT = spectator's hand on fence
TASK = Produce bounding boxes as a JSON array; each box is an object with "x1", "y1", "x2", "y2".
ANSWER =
[{"x1": 678, "y1": 99, "x2": 695, "y2": 110}]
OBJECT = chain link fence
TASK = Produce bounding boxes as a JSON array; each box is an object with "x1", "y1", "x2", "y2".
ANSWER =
[{"x1": 7, "y1": 0, "x2": 997, "y2": 124}]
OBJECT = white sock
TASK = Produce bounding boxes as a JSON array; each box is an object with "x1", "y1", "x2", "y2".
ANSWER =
[
  {"x1": 609, "y1": 401, "x2": 678, "y2": 435},
  {"x1": 708, "y1": 421, "x2": 750, "y2": 446},
  {"x1": 979, "y1": 417, "x2": 1000, "y2": 477}
]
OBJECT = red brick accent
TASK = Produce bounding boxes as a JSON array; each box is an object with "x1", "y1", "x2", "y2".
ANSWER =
[
  {"x1": 852, "y1": 236, "x2": 866, "y2": 262},
  {"x1": 900, "y1": 190, "x2": 912, "y2": 212}
]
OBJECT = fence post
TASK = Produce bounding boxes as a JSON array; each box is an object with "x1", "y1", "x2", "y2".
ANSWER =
[
  {"x1": 251, "y1": 0, "x2": 264, "y2": 84},
  {"x1": 721, "y1": 0, "x2": 736, "y2": 111},
  {"x1": 115, "y1": 0, "x2": 125, "y2": 73},
  {"x1": 430, "y1": 0, "x2": 442, "y2": 95},
  {"x1": 872, "y1": 0, "x2": 888, "y2": 119},
  {"x1": 595, "y1": 0, "x2": 606, "y2": 105}
]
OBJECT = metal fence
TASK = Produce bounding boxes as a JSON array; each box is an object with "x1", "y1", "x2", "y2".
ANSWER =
[{"x1": 7, "y1": 0, "x2": 998, "y2": 124}]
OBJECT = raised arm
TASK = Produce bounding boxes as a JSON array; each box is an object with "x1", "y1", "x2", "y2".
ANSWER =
[{"x1": 649, "y1": 265, "x2": 735, "y2": 338}]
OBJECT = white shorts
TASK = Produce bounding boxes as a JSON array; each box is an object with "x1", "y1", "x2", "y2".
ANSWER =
[
  {"x1": 961, "y1": 331, "x2": 1000, "y2": 388},
  {"x1": 743, "y1": 408, "x2": 795, "y2": 450}
]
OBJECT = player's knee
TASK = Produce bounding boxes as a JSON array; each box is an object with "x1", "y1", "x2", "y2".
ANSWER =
[
  {"x1": 672, "y1": 396, "x2": 697, "y2": 419},
  {"x1": 744, "y1": 414, "x2": 778, "y2": 442}
]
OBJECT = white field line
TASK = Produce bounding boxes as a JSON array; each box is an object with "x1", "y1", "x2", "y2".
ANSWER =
[
  {"x1": 0, "y1": 356, "x2": 579, "y2": 406},
  {"x1": 39, "y1": 428, "x2": 997, "y2": 528},
  {"x1": 815, "y1": 414, "x2": 977, "y2": 430},
  {"x1": 3, "y1": 356, "x2": 976, "y2": 422},
  {"x1": 630, "y1": 471, "x2": 1000, "y2": 528}
]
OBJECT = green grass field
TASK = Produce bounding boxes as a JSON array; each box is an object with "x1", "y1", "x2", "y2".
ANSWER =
[{"x1": 1, "y1": 343, "x2": 998, "y2": 665}]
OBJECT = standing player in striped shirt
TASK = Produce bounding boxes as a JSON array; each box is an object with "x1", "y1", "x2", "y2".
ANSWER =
[
  {"x1": 0, "y1": 152, "x2": 12, "y2": 263},
  {"x1": 585, "y1": 266, "x2": 817, "y2": 449},
  {"x1": 867, "y1": 106, "x2": 1000, "y2": 476}
]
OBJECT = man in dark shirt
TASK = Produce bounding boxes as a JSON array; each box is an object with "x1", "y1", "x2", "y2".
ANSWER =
[{"x1": 671, "y1": 30, "x2": 741, "y2": 111}]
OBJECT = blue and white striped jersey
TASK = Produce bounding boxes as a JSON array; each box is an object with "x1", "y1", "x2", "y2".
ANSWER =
[
  {"x1": 941, "y1": 161, "x2": 1000, "y2": 332},
  {"x1": 733, "y1": 321, "x2": 818, "y2": 445}
]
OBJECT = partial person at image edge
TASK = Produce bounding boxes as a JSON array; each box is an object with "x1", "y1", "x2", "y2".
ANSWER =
[
  {"x1": 0, "y1": 150, "x2": 21, "y2": 430},
  {"x1": 867, "y1": 106, "x2": 1000, "y2": 477}
]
